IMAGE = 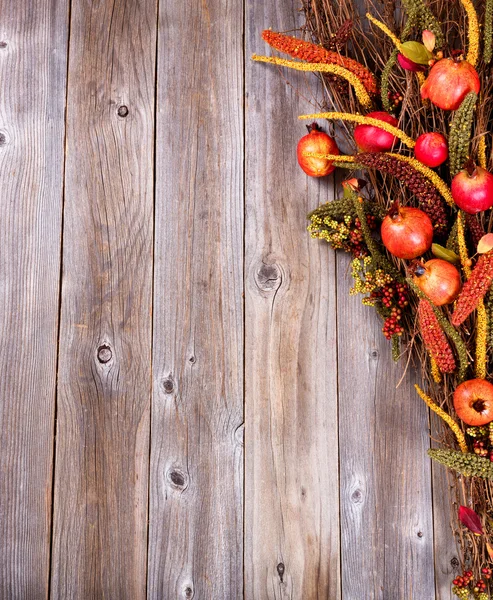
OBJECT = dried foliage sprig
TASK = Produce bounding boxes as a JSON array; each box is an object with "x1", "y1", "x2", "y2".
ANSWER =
[
  {"x1": 453, "y1": 253, "x2": 493, "y2": 326},
  {"x1": 457, "y1": 212, "x2": 472, "y2": 279},
  {"x1": 408, "y1": 279, "x2": 469, "y2": 382},
  {"x1": 465, "y1": 213, "x2": 485, "y2": 247},
  {"x1": 478, "y1": 136, "x2": 488, "y2": 169},
  {"x1": 475, "y1": 301, "x2": 488, "y2": 379},
  {"x1": 485, "y1": 0, "x2": 493, "y2": 64},
  {"x1": 356, "y1": 153, "x2": 451, "y2": 236},
  {"x1": 448, "y1": 92, "x2": 478, "y2": 177},
  {"x1": 459, "y1": 0, "x2": 480, "y2": 66},
  {"x1": 326, "y1": 19, "x2": 354, "y2": 51},
  {"x1": 415, "y1": 384, "x2": 467, "y2": 452},
  {"x1": 428, "y1": 448, "x2": 493, "y2": 479},
  {"x1": 252, "y1": 55, "x2": 373, "y2": 108},
  {"x1": 299, "y1": 111, "x2": 416, "y2": 147},
  {"x1": 401, "y1": 0, "x2": 444, "y2": 47},
  {"x1": 261, "y1": 30, "x2": 379, "y2": 96},
  {"x1": 418, "y1": 299, "x2": 457, "y2": 374}
]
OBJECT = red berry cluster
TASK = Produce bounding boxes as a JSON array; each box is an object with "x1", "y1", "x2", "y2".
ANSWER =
[
  {"x1": 474, "y1": 579, "x2": 488, "y2": 593},
  {"x1": 369, "y1": 282, "x2": 409, "y2": 340},
  {"x1": 474, "y1": 440, "x2": 489, "y2": 457},
  {"x1": 481, "y1": 567, "x2": 492, "y2": 579},
  {"x1": 372, "y1": 281, "x2": 409, "y2": 309},
  {"x1": 468, "y1": 426, "x2": 493, "y2": 461},
  {"x1": 349, "y1": 215, "x2": 378, "y2": 258},
  {"x1": 453, "y1": 570, "x2": 474, "y2": 588},
  {"x1": 387, "y1": 90, "x2": 403, "y2": 108},
  {"x1": 382, "y1": 307, "x2": 404, "y2": 339}
]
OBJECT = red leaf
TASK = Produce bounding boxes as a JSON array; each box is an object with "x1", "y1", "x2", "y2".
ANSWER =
[{"x1": 459, "y1": 505, "x2": 483, "y2": 535}]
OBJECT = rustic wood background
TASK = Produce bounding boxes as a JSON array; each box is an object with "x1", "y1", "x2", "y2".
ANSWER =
[{"x1": 0, "y1": 0, "x2": 458, "y2": 598}]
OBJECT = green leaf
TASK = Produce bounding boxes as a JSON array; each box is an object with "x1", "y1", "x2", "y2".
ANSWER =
[
  {"x1": 431, "y1": 243, "x2": 460, "y2": 264},
  {"x1": 400, "y1": 41, "x2": 432, "y2": 65}
]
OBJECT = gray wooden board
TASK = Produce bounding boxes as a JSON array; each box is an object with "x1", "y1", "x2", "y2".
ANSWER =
[
  {"x1": 50, "y1": 0, "x2": 157, "y2": 597},
  {"x1": 0, "y1": 1, "x2": 68, "y2": 597},
  {"x1": 337, "y1": 251, "x2": 435, "y2": 599},
  {"x1": 431, "y1": 416, "x2": 459, "y2": 600},
  {"x1": 245, "y1": 2, "x2": 341, "y2": 598},
  {"x1": 147, "y1": 0, "x2": 244, "y2": 598}
]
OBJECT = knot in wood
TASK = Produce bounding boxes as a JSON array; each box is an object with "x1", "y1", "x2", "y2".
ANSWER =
[
  {"x1": 183, "y1": 585, "x2": 194, "y2": 598},
  {"x1": 168, "y1": 468, "x2": 187, "y2": 488},
  {"x1": 0, "y1": 42, "x2": 7, "y2": 49},
  {"x1": 369, "y1": 349, "x2": 379, "y2": 360},
  {"x1": 162, "y1": 377, "x2": 174, "y2": 394},
  {"x1": 256, "y1": 262, "x2": 281, "y2": 291},
  {"x1": 451, "y1": 557, "x2": 460, "y2": 569},
  {"x1": 351, "y1": 489, "x2": 363, "y2": 504},
  {"x1": 117, "y1": 105, "x2": 129, "y2": 118},
  {"x1": 276, "y1": 562, "x2": 285, "y2": 582},
  {"x1": 97, "y1": 344, "x2": 112, "y2": 364}
]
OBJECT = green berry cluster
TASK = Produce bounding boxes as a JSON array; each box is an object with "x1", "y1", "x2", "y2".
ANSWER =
[
  {"x1": 428, "y1": 448, "x2": 493, "y2": 479},
  {"x1": 307, "y1": 197, "x2": 380, "y2": 258}
]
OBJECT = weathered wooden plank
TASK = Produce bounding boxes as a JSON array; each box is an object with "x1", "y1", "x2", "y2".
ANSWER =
[
  {"x1": 0, "y1": 1, "x2": 68, "y2": 597},
  {"x1": 245, "y1": 4, "x2": 341, "y2": 598},
  {"x1": 50, "y1": 1, "x2": 156, "y2": 597},
  {"x1": 337, "y1": 252, "x2": 435, "y2": 599},
  {"x1": 431, "y1": 420, "x2": 458, "y2": 600},
  {"x1": 147, "y1": 0, "x2": 244, "y2": 598}
]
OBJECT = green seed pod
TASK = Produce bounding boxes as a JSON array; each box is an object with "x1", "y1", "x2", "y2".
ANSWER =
[
  {"x1": 428, "y1": 448, "x2": 493, "y2": 479},
  {"x1": 449, "y1": 92, "x2": 478, "y2": 178},
  {"x1": 401, "y1": 0, "x2": 444, "y2": 48},
  {"x1": 485, "y1": 0, "x2": 493, "y2": 63}
]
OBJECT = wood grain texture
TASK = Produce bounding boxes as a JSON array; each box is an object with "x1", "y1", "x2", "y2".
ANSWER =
[
  {"x1": 147, "y1": 0, "x2": 244, "y2": 598},
  {"x1": 51, "y1": 1, "x2": 156, "y2": 597},
  {"x1": 431, "y1": 419, "x2": 459, "y2": 600},
  {"x1": 0, "y1": 1, "x2": 68, "y2": 597},
  {"x1": 245, "y1": 3, "x2": 341, "y2": 598},
  {"x1": 337, "y1": 252, "x2": 435, "y2": 599}
]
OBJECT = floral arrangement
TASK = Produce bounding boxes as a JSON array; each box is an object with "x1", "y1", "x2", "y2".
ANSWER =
[{"x1": 255, "y1": 1, "x2": 493, "y2": 598}]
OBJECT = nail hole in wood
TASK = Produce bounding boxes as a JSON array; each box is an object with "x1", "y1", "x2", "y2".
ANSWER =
[
  {"x1": 0, "y1": 132, "x2": 7, "y2": 146},
  {"x1": 97, "y1": 344, "x2": 112, "y2": 364},
  {"x1": 168, "y1": 469, "x2": 186, "y2": 488},
  {"x1": 162, "y1": 377, "x2": 174, "y2": 394},
  {"x1": 189, "y1": 355, "x2": 196, "y2": 364},
  {"x1": 0, "y1": 42, "x2": 7, "y2": 49},
  {"x1": 117, "y1": 105, "x2": 129, "y2": 118},
  {"x1": 417, "y1": 531, "x2": 423, "y2": 538},
  {"x1": 276, "y1": 562, "x2": 285, "y2": 583}
]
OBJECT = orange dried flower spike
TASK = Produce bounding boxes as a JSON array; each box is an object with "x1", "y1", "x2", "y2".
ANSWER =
[
  {"x1": 418, "y1": 299, "x2": 456, "y2": 373},
  {"x1": 262, "y1": 30, "x2": 379, "y2": 96},
  {"x1": 452, "y1": 252, "x2": 493, "y2": 326}
]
